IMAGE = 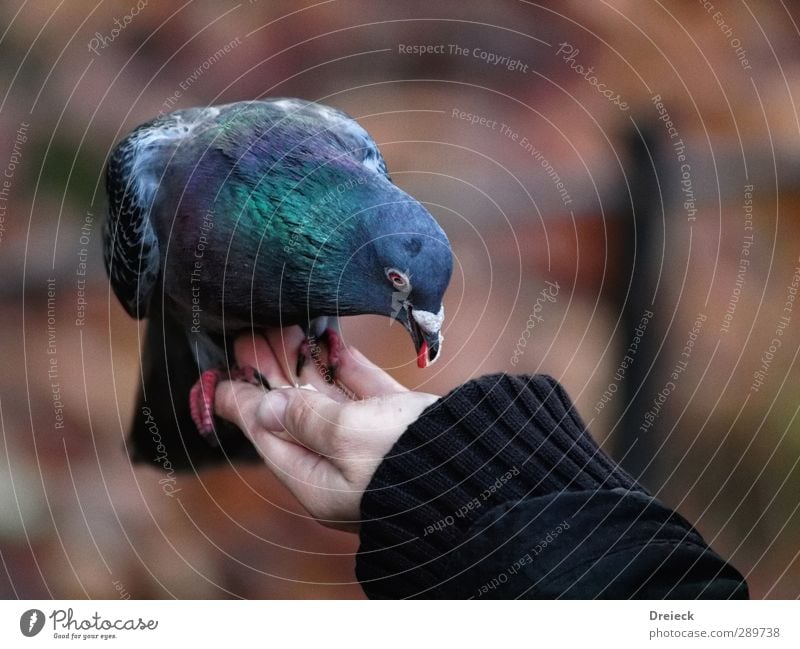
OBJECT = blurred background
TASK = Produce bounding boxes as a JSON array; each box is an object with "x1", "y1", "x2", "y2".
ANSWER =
[{"x1": 1, "y1": 0, "x2": 799, "y2": 598}]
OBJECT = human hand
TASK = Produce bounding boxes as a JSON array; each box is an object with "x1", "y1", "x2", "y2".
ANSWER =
[{"x1": 215, "y1": 327, "x2": 439, "y2": 532}]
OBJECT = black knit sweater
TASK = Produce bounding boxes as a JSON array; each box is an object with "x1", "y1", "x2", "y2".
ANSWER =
[{"x1": 356, "y1": 374, "x2": 748, "y2": 599}]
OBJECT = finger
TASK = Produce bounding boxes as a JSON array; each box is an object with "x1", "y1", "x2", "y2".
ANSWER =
[
  {"x1": 264, "y1": 326, "x2": 307, "y2": 386},
  {"x1": 215, "y1": 380, "x2": 266, "y2": 432},
  {"x1": 216, "y1": 383, "x2": 342, "y2": 489},
  {"x1": 221, "y1": 386, "x2": 341, "y2": 459},
  {"x1": 234, "y1": 332, "x2": 289, "y2": 388},
  {"x1": 335, "y1": 346, "x2": 408, "y2": 398},
  {"x1": 214, "y1": 380, "x2": 294, "y2": 446},
  {"x1": 216, "y1": 380, "x2": 342, "y2": 457}
]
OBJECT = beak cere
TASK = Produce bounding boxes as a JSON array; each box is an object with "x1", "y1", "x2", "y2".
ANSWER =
[{"x1": 410, "y1": 306, "x2": 445, "y2": 368}]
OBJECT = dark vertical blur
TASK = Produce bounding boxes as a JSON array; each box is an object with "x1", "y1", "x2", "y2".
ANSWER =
[{"x1": 615, "y1": 124, "x2": 663, "y2": 488}]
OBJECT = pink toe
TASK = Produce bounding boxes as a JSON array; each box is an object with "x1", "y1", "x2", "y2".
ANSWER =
[{"x1": 189, "y1": 369, "x2": 221, "y2": 436}]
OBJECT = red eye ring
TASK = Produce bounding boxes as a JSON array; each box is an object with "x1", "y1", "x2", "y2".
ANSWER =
[{"x1": 386, "y1": 268, "x2": 409, "y2": 288}]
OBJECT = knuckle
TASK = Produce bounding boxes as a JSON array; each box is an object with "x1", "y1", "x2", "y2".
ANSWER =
[{"x1": 287, "y1": 395, "x2": 316, "y2": 434}]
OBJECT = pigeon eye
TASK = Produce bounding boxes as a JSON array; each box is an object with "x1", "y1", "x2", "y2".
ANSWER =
[{"x1": 386, "y1": 268, "x2": 409, "y2": 289}]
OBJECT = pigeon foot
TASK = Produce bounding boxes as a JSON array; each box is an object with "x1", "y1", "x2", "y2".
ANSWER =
[
  {"x1": 189, "y1": 366, "x2": 270, "y2": 438},
  {"x1": 298, "y1": 328, "x2": 341, "y2": 384}
]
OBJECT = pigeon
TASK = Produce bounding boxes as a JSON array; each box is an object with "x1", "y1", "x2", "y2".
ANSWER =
[{"x1": 103, "y1": 99, "x2": 453, "y2": 469}]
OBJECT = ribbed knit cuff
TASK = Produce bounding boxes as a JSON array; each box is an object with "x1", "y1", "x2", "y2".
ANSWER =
[{"x1": 356, "y1": 373, "x2": 641, "y2": 598}]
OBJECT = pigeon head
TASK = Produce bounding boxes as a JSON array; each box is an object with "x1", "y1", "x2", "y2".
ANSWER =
[{"x1": 339, "y1": 182, "x2": 453, "y2": 368}]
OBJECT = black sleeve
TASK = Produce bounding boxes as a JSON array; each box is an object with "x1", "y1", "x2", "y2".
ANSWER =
[{"x1": 355, "y1": 374, "x2": 748, "y2": 599}]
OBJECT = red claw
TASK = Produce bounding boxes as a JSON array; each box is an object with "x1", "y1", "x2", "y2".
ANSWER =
[{"x1": 189, "y1": 369, "x2": 222, "y2": 437}]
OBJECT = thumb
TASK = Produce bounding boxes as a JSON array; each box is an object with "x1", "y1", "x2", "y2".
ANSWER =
[{"x1": 252, "y1": 387, "x2": 342, "y2": 457}]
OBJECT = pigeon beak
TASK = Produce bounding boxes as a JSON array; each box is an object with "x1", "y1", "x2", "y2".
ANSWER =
[{"x1": 405, "y1": 306, "x2": 444, "y2": 368}]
